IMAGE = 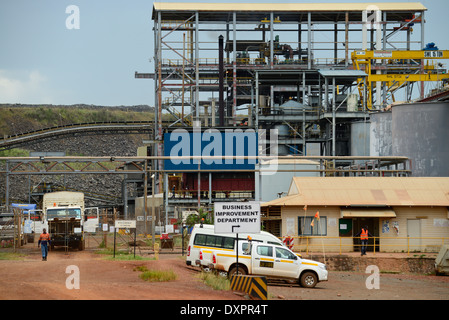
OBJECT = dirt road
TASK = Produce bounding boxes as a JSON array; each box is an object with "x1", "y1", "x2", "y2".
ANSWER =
[
  {"x1": 0, "y1": 247, "x2": 448, "y2": 301},
  {"x1": 0, "y1": 248, "x2": 243, "y2": 300},
  {"x1": 268, "y1": 271, "x2": 449, "y2": 300}
]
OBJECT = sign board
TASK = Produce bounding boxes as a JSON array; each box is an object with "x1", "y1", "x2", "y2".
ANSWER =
[
  {"x1": 373, "y1": 50, "x2": 393, "y2": 58},
  {"x1": 115, "y1": 220, "x2": 136, "y2": 229},
  {"x1": 214, "y1": 202, "x2": 261, "y2": 234},
  {"x1": 424, "y1": 50, "x2": 443, "y2": 58}
]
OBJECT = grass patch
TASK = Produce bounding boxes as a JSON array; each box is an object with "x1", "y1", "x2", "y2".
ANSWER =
[
  {"x1": 0, "y1": 148, "x2": 30, "y2": 157},
  {"x1": 135, "y1": 266, "x2": 178, "y2": 282},
  {"x1": 0, "y1": 252, "x2": 26, "y2": 260},
  {"x1": 380, "y1": 270, "x2": 401, "y2": 274},
  {"x1": 197, "y1": 271, "x2": 231, "y2": 291}
]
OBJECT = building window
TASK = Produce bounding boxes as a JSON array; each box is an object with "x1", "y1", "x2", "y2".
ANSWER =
[{"x1": 298, "y1": 216, "x2": 327, "y2": 236}]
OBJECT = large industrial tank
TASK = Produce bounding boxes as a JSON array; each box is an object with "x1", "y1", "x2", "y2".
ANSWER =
[
  {"x1": 274, "y1": 124, "x2": 290, "y2": 155},
  {"x1": 369, "y1": 111, "x2": 392, "y2": 157},
  {"x1": 392, "y1": 102, "x2": 449, "y2": 177},
  {"x1": 350, "y1": 121, "x2": 370, "y2": 157}
]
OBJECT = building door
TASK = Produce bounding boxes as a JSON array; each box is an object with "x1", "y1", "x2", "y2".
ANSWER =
[
  {"x1": 352, "y1": 218, "x2": 379, "y2": 252},
  {"x1": 407, "y1": 219, "x2": 421, "y2": 252}
]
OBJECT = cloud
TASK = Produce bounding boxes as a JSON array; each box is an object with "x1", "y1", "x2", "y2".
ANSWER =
[{"x1": 0, "y1": 70, "x2": 54, "y2": 104}]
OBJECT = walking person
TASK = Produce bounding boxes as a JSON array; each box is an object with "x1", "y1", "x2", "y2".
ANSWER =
[
  {"x1": 38, "y1": 228, "x2": 51, "y2": 261},
  {"x1": 355, "y1": 226, "x2": 373, "y2": 256}
]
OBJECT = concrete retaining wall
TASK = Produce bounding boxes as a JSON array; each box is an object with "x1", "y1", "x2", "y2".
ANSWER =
[{"x1": 307, "y1": 254, "x2": 436, "y2": 274}]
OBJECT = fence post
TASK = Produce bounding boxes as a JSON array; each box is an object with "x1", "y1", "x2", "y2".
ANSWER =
[{"x1": 407, "y1": 237, "x2": 410, "y2": 256}]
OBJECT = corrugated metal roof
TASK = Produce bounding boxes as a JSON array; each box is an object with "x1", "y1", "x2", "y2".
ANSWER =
[
  {"x1": 262, "y1": 177, "x2": 449, "y2": 207},
  {"x1": 153, "y1": 2, "x2": 427, "y2": 12}
]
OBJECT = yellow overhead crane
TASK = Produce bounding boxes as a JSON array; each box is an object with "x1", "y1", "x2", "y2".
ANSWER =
[{"x1": 352, "y1": 49, "x2": 449, "y2": 109}]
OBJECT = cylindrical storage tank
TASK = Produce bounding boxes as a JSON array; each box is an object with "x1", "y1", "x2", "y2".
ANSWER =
[
  {"x1": 350, "y1": 121, "x2": 370, "y2": 157},
  {"x1": 274, "y1": 124, "x2": 290, "y2": 137},
  {"x1": 369, "y1": 111, "x2": 392, "y2": 157},
  {"x1": 392, "y1": 102, "x2": 449, "y2": 177},
  {"x1": 274, "y1": 124, "x2": 290, "y2": 155}
]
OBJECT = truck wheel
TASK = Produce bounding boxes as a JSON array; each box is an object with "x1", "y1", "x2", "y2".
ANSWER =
[
  {"x1": 300, "y1": 271, "x2": 317, "y2": 288},
  {"x1": 228, "y1": 265, "x2": 247, "y2": 277}
]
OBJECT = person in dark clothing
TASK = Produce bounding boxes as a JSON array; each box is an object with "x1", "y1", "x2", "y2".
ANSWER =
[
  {"x1": 354, "y1": 226, "x2": 373, "y2": 256},
  {"x1": 38, "y1": 228, "x2": 51, "y2": 261}
]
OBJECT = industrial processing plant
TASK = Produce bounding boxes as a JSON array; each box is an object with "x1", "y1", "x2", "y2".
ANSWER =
[
  {"x1": 2, "y1": 3, "x2": 449, "y2": 302},
  {"x1": 139, "y1": 2, "x2": 449, "y2": 220}
]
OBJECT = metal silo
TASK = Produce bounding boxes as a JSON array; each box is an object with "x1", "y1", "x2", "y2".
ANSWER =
[
  {"x1": 350, "y1": 121, "x2": 370, "y2": 157},
  {"x1": 392, "y1": 102, "x2": 449, "y2": 177}
]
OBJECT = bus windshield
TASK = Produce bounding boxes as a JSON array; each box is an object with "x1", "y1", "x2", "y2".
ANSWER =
[{"x1": 46, "y1": 208, "x2": 81, "y2": 220}]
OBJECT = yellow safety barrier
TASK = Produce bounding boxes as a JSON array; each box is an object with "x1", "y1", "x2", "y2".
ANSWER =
[{"x1": 230, "y1": 275, "x2": 268, "y2": 300}]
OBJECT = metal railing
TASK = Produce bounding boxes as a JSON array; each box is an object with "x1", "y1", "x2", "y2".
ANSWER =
[{"x1": 289, "y1": 236, "x2": 449, "y2": 256}]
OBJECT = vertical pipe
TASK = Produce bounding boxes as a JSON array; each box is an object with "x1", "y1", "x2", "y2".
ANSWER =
[
  {"x1": 307, "y1": 12, "x2": 312, "y2": 69},
  {"x1": 375, "y1": 10, "x2": 382, "y2": 109},
  {"x1": 197, "y1": 162, "x2": 201, "y2": 210},
  {"x1": 324, "y1": 77, "x2": 329, "y2": 112},
  {"x1": 270, "y1": 12, "x2": 274, "y2": 69},
  {"x1": 332, "y1": 77, "x2": 336, "y2": 157},
  {"x1": 165, "y1": 173, "x2": 169, "y2": 226},
  {"x1": 249, "y1": 83, "x2": 253, "y2": 127},
  {"x1": 318, "y1": 76, "x2": 322, "y2": 111},
  {"x1": 420, "y1": 11, "x2": 425, "y2": 99},
  {"x1": 345, "y1": 12, "x2": 349, "y2": 67},
  {"x1": 218, "y1": 35, "x2": 224, "y2": 126},
  {"x1": 211, "y1": 99, "x2": 216, "y2": 127},
  {"x1": 5, "y1": 161, "x2": 9, "y2": 208},
  {"x1": 383, "y1": 12, "x2": 388, "y2": 105},
  {"x1": 204, "y1": 105, "x2": 208, "y2": 127},
  {"x1": 123, "y1": 177, "x2": 128, "y2": 218},
  {"x1": 182, "y1": 33, "x2": 185, "y2": 125},
  {"x1": 362, "y1": 10, "x2": 367, "y2": 50},
  {"x1": 157, "y1": 11, "x2": 163, "y2": 192},
  {"x1": 334, "y1": 22, "x2": 338, "y2": 63},
  {"x1": 208, "y1": 172, "x2": 212, "y2": 205},
  {"x1": 232, "y1": 12, "x2": 237, "y2": 124},
  {"x1": 151, "y1": 174, "x2": 155, "y2": 251},
  {"x1": 255, "y1": 72, "x2": 259, "y2": 132},
  {"x1": 298, "y1": 22, "x2": 302, "y2": 59},
  {"x1": 420, "y1": 11, "x2": 425, "y2": 49},
  {"x1": 383, "y1": 12, "x2": 387, "y2": 50},
  {"x1": 144, "y1": 161, "x2": 148, "y2": 234},
  {"x1": 195, "y1": 12, "x2": 200, "y2": 121},
  {"x1": 154, "y1": 12, "x2": 159, "y2": 140}
]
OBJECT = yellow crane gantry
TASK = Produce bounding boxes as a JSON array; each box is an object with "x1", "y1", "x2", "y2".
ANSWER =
[{"x1": 352, "y1": 49, "x2": 449, "y2": 109}]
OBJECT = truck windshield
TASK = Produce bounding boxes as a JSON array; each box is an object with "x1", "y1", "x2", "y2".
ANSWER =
[{"x1": 46, "y1": 208, "x2": 81, "y2": 220}]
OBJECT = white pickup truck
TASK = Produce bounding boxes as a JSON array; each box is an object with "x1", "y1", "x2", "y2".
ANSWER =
[{"x1": 211, "y1": 241, "x2": 328, "y2": 288}]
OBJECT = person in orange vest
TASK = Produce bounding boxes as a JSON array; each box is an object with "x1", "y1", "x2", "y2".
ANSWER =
[
  {"x1": 38, "y1": 228, "x2": 51, "y2": 261},
  {"x1": 355, "y1": 226, "x2": 373, "y2": 256}
]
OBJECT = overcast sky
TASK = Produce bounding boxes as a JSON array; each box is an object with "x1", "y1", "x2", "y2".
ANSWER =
[{"x1": 0, "y1": 0, "x2": 448, "y2": 106}]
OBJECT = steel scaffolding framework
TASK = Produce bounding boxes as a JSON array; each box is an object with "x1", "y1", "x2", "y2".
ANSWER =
[{"x1": 150, "y1": 2, "x2": 446, "y2": 162}]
